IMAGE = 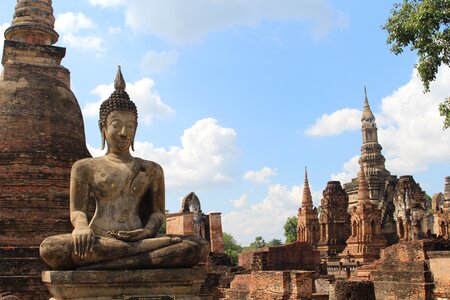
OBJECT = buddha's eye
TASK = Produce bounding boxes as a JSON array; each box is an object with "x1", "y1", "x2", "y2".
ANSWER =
[{"x1": 110, "y1": 120, "x2": 122, "y2": 128}]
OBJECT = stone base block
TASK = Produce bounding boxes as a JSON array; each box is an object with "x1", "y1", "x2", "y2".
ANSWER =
[{"x1": 42, "y1": 268, "x2": 206, "y2": 300}]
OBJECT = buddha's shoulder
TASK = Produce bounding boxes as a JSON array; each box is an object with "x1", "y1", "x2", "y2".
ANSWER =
[
  {"x1": 139, "y1": 159, "x2": 164, "y2": 175},
  {"x1": 72, "y1": 157, "x2": 106, "y2": 171}
]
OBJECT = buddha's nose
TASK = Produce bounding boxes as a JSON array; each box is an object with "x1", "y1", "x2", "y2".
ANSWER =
[{"x1": 119, "y1": 126, "x2": 127, "y2": 137}]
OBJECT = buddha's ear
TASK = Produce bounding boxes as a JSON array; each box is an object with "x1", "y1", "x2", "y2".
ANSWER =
[
  {"x1": 131, "y1": 138, "x2": 135, "y2": 152},
  {"x1": 100, "y1": 128, "x2": 106, "y2": 150}
]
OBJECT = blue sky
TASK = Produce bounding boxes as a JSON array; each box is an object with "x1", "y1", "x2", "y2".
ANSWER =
[{"x1": 1, "y1": 0, "x2": 449, "y2": 245}]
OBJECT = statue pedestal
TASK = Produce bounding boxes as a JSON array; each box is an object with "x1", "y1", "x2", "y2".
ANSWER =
[{"x1": 42, "y1": 268, "x2": 206, "y2": 300}]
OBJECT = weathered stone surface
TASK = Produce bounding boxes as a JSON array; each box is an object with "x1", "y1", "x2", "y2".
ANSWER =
[
  {"x1": 343, "y1": 89, "x2": 398, "y2": 245},
  {"x1": 42, "y1": 269, "x2": 206, "y2": 300},
  {"x1": 368, "y1": 239, "x2": 450, "y2": 300},
  {"x1": 433, "y1": 177, "x2": 450, "y2": 239},
  {"x1": 0, "y1": 1, "x2": 90, "y2": 298},
  {"x1": 340, "y1": 169, "x2": 387, "y2": 263},
  {"x1": 334, "y1": 280, "x2": 375, "y2": 300},
  {"x1": 393, "y1": 175, "x2": 433, "y2": 241},
  {"x1": 317, "y1": 181, "x2": 351, "y2": 261},
  {"x1": 40, "y1": 69, "x2": 209, "y2": 271},
  {"x1": 427, "y1": 251, "x2": 450, "y2": 299}
]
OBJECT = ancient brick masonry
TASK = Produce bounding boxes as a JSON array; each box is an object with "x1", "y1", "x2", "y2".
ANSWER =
[
  {"x1": 238, "y1": 242, "x2": 320, "y2": 271},
  {"x1": 166, "y1": 192, "x2": 225, "y2": 254},
  {"x1": 340, "y1": 168, "x2": 387, "y2": 262},
  {"x1": 0, "y1": 1, "x2": 90, "y2": 298},
  {"x1": 317, "y1": 181, "x2": 351, "y2": 261},
  {"x1": 344, "y1": 88, "x2": 398, "y2": 244},
  {"x1": 393, "y1": 175, "x2": 433, "y2": 241},
  {"x1": 432, "y1": 176, "x2": 450, "y2": 238},
  {"x1": 297, "y1": 167, "x2": 320, "y2": 247}
]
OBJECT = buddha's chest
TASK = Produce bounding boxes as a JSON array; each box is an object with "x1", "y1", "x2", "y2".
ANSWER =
[{"x1": 90, "y1": 164, "x2": 152, "y2": 201}]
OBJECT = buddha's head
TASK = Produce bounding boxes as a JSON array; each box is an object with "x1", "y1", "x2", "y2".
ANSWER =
[{"x1": 99, "y1": 66, "x2": 138, "y2": 152}]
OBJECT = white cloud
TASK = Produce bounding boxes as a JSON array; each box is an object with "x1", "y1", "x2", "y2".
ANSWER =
[
  {"x1": 55, "y1": 12, "x2": 104, "y2": 54},
  {"x1": 89, "y1": 118, "x2": 239, "y2": 191},
  {"x1": 108, "y1": 26, "x2": 122, "y2": 34},
  {"x1": 88, "y1": 0, "x2": 125, "y2": 7},
  {"x1": 88, "y1": 0, "x2": 348, "y2": 44},
  {"x1": 305, "y1": 108, "x2": 361, "y2": 136},
  {"x1": 141, "y1": 50, "x2": 178, "y2": 73},
  {"x1": 223, "y1": 184, "x2": 301, "y2": 245},
  {"x1": 55, "y1": 12, "x2": 94, "y2": 34},
  {"x1": 332, "y1": 66, "x2": 450, "y2": 182},
  {"x1": 231, "y1": 193, "x2": 248, "y2": 209},
  {"x1": 223, "y1": 182, "x2": 322, "y2": 245},
  {"x1": 331, "y1": 155, "x2": 359, "y2": 184},
  {"x1": 244, "y1": 167, "x2": 276, "y2": 184},
  {"x1": 83, "y1": 77, "x2": 175, "y2": 125},
  {"x1": 60, "y1": 34, "x2": 104, "y2": 53},
  {"x1": 378, "y1": 67, "x2": 450, "y2": 174}
]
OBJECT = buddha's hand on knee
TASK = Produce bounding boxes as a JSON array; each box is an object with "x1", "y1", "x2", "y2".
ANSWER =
[
  {"x1": 108, "y1": 228, "x2": 153, "y2": 242},
  {"x1": 72, "y1": 226, "x2": 95, "y2": 259}
]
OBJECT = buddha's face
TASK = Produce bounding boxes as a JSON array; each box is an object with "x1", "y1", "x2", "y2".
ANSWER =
[{"x1": 103, "y1": 110, "x2": 137, "y2": 153}]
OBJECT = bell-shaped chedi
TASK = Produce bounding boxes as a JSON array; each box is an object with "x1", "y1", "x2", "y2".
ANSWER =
[{"x1": 0, "y1": 0, "x2": 90, "y2": 298}]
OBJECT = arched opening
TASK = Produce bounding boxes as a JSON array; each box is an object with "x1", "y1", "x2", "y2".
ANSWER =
[
  {"x1": 398, "y1": 219, "x2": 405, "y2": 239},
  {"x1": 352, "y1": 221, "x2": 357, "y2": 237},
  {"x1": 371, "y1": 219, "x2": 376, "y2": 236},
  {"x1": 441, "y1": 221, "x2": 447, "y2": 237}
]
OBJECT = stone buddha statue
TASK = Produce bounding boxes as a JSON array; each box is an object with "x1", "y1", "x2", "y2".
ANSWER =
[{"x1": 40, "y1": 66, "x2": 209, "y2": 270}]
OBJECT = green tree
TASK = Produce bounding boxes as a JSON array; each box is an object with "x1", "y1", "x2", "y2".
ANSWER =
[
  {"x1": 158, "y1": 210, "x2": 169, "y2": 235},
  {"x1": 223, "y1": 232, "x2": 243, "y2": 263},
  {"x1": 249, "y1": 236, "x2": 266, "y2": 249},
  {"x1": 267, "y1": 238, "x2": 283, "y2": 247},
  {"x1": 383, "y1": 0, "x2": 450, "y2": 128},
  {"x1": 283, "y1": 216, "x2": 298, "y2": 243}
]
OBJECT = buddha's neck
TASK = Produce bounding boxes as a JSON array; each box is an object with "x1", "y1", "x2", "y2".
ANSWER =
[{"x1": 105, "y1": 151, "x2": 133, "y2": 163}]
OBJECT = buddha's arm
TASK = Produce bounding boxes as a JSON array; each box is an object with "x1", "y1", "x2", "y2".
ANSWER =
[
  {"x1": 69, "y1": 160, "x2": 95, "y2": 259},
  {"x1": 144, "y1": 164, "x2": 165, "y2": 236}
]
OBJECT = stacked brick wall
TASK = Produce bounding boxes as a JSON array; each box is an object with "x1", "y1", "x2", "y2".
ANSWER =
[
  {"x1": 368, "y1": 239, "x2": 450, "y2": 300},
  {"x1": 0, "y1": 61, "x2": 90, "y2": 297},
  {"x1": 238, "y1": 242, "x2": 320, "y2": 272},
  {"x1": 224, "y1": 271, "x2": 315, "y2": 300}
]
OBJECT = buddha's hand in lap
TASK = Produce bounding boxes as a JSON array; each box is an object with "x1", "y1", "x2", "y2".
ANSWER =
[
  {"x1": 72, "y1": 226, "x2": 96, "y2": 259},
  {"x1": 107, "y1": 228, "x2": 155, "y2": 242}
]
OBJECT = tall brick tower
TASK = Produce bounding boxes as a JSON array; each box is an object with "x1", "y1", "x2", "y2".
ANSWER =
[
  {"x1": 0, "y1": 0, "x2": 90, "y2": 298},
  {"x1": 317, "y1": 181, "x2": 351, "y2": 261},
  {"x1": 341, "y1": 168, "x2": 386, "y2": 262},
  {"x1": 344, "y1": 87, "x2": 398, "y2": 244},
  {"x1": 297, "y1": 167, "x2": 319, "y2": 247},
  {"x1": 358, "y1": 87, "x2": 391, "y2": 202}
]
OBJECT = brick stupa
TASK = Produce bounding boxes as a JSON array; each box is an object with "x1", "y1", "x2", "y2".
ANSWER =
[
  {"x1": 340, "y1": 167, "x2": 387, "y2": 262},
  {"x1": 297, "y1": 167, "x2": 319, "y2": 247},
  {"x1": 0, "y1": 0, "x2": 90, "y2": 298}
]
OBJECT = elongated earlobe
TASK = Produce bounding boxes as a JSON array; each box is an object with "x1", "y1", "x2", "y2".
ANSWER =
[
  {"x1": 101, "y1": 132, "x2": 106, "y2": 150},
  {"x1": 131, "y1": 139, "x2": 135, "y2": 152}
]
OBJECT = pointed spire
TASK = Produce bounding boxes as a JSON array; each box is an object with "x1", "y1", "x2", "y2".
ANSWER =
[
  {"x1": 114, "y1": 65, "x2": 126, "y2": 91},
  {"x1": 302, "y1": 166, "x2": 313, "y2": 208},
  {"x1": 361, "y1": 86, "x2": 375, "y2": 122},
  {"x1": 357, "y1": 164, "x2": 370, "y2": 206},
  {"x1": 5, "y1": 0, "x2": 58, "y2": 45}
]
